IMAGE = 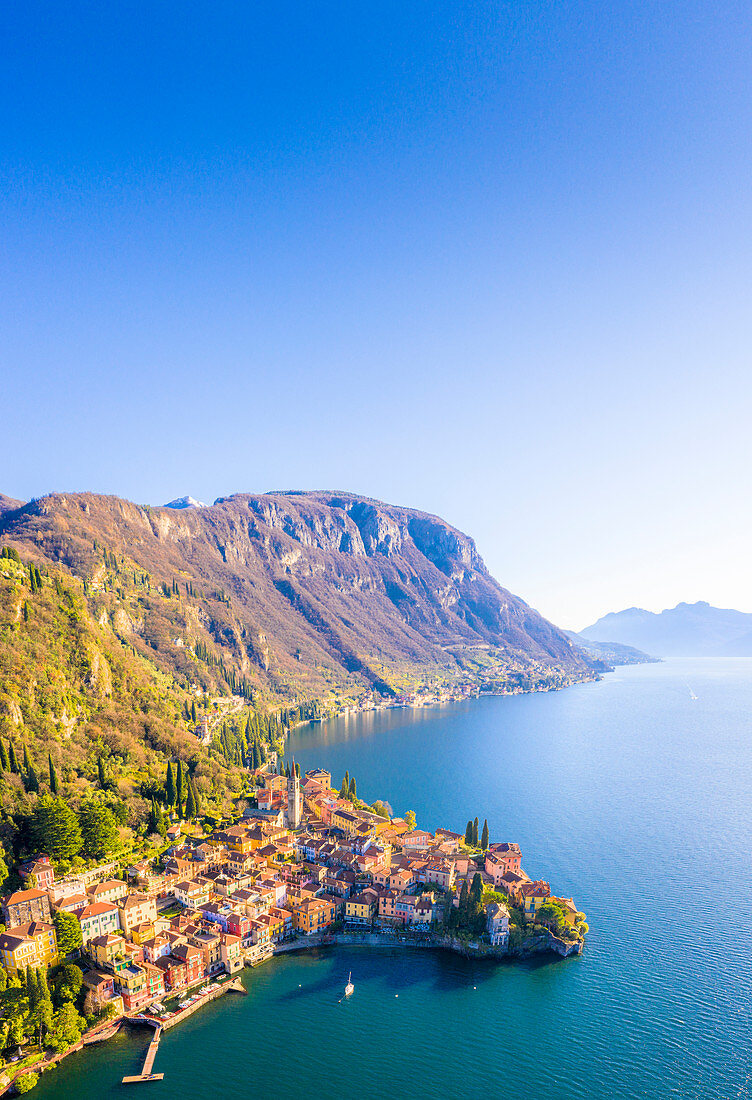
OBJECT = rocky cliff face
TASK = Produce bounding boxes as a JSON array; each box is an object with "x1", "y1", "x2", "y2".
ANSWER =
[{"x1": 0, "y1": 489, "x2": 596, "y2": 705}]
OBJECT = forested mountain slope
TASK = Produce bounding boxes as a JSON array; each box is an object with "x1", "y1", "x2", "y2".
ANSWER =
[{"x1": 0, "y1": 490, "x2": 596, "y2": 709}]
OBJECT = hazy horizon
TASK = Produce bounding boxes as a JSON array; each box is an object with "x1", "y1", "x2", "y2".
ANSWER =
[{"x1": 3, "y1": 4, "x2": 750, "y2": 627}]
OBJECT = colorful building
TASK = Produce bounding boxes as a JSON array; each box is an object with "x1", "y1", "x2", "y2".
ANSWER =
[{"x1": 0, "y1": 922, "x2": 57, "y2": 972}]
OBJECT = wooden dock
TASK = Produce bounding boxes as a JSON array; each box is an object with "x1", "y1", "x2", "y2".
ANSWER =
[{"x1": 122, "y1": 1025, "x2": 164, "y2": 1085}]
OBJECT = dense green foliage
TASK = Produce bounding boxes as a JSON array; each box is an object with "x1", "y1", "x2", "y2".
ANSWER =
[
  {"x1": 53, "y1": 912, "x2": 83, "y2": 958},
  {"x1": 0, "y1": 550, "x2": 308, "y2": 867}
]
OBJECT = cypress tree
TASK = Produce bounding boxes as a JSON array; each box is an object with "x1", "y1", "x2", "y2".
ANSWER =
[
  {"x1": 0, "y1": 740, "x2": 7, "y2": 772},
  {"x1": 191, "y1": 779, "x2": 200, "y2": 818},
  {"x1": 191, "y1": 701, "x2": 197, "y2": 725},
  {"x1": 349, "y1": 777, "x2": 357, "y2": 800},
  {"x1": 481, "y1": 819, "x2": 489, "y2": 851},
  {"x1": 97, "y1": 756, "x2": 107, "y2": 788},
  {"x1": 339, "y1": 775, "x2": 349, "y2": 799},
  {"x1": 48, "y1": 754, "x2": 59, "y2": 795},
  {"x1": 165, "y1": 761, "x2": 176, "y2": 806},
  {"x1": 458, "y1": 880, "x2": 469, "y2": 926},
  {"x1": 464, "y1": 820, "x2": 473, "y2": 846},
  {"x1": 184, "y1": 781, "x2": 197, "y2": 820},
  {"x1": 37, "y1": 966, "x2": 50, "y2": 1002},
  {"x1": 471, "y1": 872, "x2": 483, "y2": 910},
  {"x1": 23, "y1": 744, "x2": 32, "y2": 774},
  {"x1": 472, "y1": 817, "x2": 479, "y2": 848},
  {"x1": 175, "y1": 762, "x2": 185, "y2": 806},
  {"x1": 8, "y1": 742, "x2": 18, "y2": 774},
  {"x1": 24, "y1": 765, "x2": 39, "y2": 794}
]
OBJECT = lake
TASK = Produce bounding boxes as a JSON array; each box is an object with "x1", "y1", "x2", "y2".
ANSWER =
[{"x1": 34, "y1": 659, "x2": 752, "y2": 1099}]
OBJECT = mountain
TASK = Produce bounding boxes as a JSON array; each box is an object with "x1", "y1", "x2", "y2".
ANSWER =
[
  {"x1": 0, "y1": 490, "x2": 597, "y2": 711},
  {"x1": 0, "y1": 494, "x2": 22, "y2": 517},
  {"x1": 581, "y1": 601, "x2": 752, "y2": 658},
  {"x1": 165, "y1": 496, "x2": 207, "y2": 510},
  {"x1": 564, "y1": 631, "x2": 659, "y2": 666}
]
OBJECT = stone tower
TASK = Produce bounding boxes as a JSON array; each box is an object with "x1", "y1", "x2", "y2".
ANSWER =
[{"x1": 287, "y1": 762, "x2": 302, "y2": 829}]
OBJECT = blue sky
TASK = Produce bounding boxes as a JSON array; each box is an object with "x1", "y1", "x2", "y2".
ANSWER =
[{"x1": 2, "y1": 2, "x2": 750, "y2": 628}]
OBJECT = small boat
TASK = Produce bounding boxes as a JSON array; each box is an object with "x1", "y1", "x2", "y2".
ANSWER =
[{"x1": 344, "y1": 972, "x2": 354, "y2": 998}]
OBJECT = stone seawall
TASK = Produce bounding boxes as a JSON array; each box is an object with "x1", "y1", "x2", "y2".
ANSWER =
[{"x1": 273, "y1": 929, "x2": 582, "y2": 960}]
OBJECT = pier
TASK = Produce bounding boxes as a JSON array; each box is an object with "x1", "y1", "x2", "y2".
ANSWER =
[{"x1": 122, "y1": 1025, "x2": 164, "y2": 1085}]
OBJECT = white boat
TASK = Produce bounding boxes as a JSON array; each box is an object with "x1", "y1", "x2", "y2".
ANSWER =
[{"x1": 344, "y1": 972, "x2": 354, "y2": 998}]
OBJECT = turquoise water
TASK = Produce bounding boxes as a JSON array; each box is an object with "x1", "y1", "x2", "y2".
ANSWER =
[{"x1": 34, "y1": 660, "x2": 752, "y2": 1098}]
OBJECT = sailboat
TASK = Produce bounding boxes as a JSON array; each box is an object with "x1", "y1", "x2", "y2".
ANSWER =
[{"x1": 344, "y1": 972, "x2": 354, "y2": 998}]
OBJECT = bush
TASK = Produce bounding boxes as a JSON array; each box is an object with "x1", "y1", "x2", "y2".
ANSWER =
[{"x1": 14, "y1": 1071, "x2": 39, "y2": 1094}]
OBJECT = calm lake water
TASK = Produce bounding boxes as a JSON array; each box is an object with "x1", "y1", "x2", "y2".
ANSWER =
[{"x1": 34, "y1": 659, "x2": 752, "y2": 1099}]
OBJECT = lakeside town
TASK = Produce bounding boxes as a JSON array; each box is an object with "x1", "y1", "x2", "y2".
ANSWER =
[{"x1": 0, "y1": 761, "x2": 587, "y2": 1092}]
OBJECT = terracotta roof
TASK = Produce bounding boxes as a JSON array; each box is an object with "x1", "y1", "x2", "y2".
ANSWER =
[
  {"x1": 80, "y1": 902, "x2": 118, "y2": 918},
  {"x1": 5, "y1": 888, "x2": 49, "y2": 904}
]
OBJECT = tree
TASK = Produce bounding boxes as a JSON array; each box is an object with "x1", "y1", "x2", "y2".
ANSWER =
[
  {"x1": 23, "y1": 763, "x2": 39, "y2": 794},
  {"x1": 48, "y1": 1002, "x2": 84, "y2": 1052},
  {"x1": 0, "y1": 739, "x2": 8, "y2": 772},
  {"x1": 54, "y1": 910, "x2": 83, "y2": 958},
  {"x1": 349, "y1": 777, "x2": 357, "y2": 800},
  {"x1": 48, "y1": 754, "x2": 60, "y2": 795},
  {"x1": 191, "y1": 700, "x2": 197, "y2": 724},
  {"x1": 175, "y1": 762, "x2": 185, "y2": 806},
  {"x1": 31, "y1": 988, "x2": 53, "y2": 1045},
  {"x1": 97, "y1": 755, "x2": 107, "y2": 788},
  {"x1": 470, "y1": 872, "x2": 483, "y2": 911},
  {"x1": 79, "y1": 801, "x2": 120, "y2": 860},
  {"x1": 338, "y1": 774, "x2": 349, "y2": 799},
  {"x1": 37, "y1": 966, "x2": 50, "y2": 1003},
  {"x1": 404, "y1": 810, "x2": 416, "y2": 831},
  {"x1": 190, "y1": 778, "x2": 200, "y2": 818},
  {"x1": 14, "y1": 1073, "x2": 39, "y2": 1094},
  {"x1": 464, "y1": 820, "x2": 473, "y2": 846},
  {"x1": 31, "y1": 796, "x2": 83, "y2": 860},
  {"x1": 53, "y1": 964, "x2": 83, "y2": 1006},
  {"x1": 458, "y1": 880, "x2": 469, "y2": 926},
  {"x1": 481, "y1": 819, "x2": 489, "y2": 851},
  {"x1": 184, "y1": 780, "x2": 197, "y2": 820},
  {"x1": 472, "y1": 817, "x2": 479, "y2": 848},
  {"x1": 164, "y1": 761, "x2": 176, "y2": 806},
  {"x1": 0, "y1": 848, "x2": 8, "y2": 892}
]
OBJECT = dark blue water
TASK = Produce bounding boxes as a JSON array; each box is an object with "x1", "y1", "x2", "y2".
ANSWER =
[{"x1": 34, "y1": 660, "x2": 752, "y2": 1099}]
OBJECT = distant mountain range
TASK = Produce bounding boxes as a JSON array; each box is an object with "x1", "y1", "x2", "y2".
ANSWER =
[
  {"x1": 565, "y1": 632, "x2": 659, "y2": 666},
  {"x1": 580, "y1": 601, "x2": 752, "y2": 658}
]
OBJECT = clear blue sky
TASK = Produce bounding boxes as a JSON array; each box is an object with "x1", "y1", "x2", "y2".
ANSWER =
[{"x1": 2, "y1": 2, "x2": 750, "y2": 628}]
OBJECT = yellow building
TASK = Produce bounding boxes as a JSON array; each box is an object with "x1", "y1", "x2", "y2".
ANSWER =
[
  {"x1": 345, "y1": 892, "x2": 377, "y2": 925},
  {"x1": 291, "y1": 897, "x2": 335, "y2": 934},
  {"x1": 91, "y1": 932, "x2": 127, "y2": 970},
  {"x1": 0, "y1": 922, "x2": 57, "y2": 973}
]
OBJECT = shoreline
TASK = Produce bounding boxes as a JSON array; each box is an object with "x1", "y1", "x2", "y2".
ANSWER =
[
  {"x1": 272, "y1": 928, "x2": 582, "y2": 961},
  {"x1": 0, "y1": 930, "x2": 579, "y2": 1093},
  {"x1": 290, "y1": 668, "x2": 604, "y2": 733}
]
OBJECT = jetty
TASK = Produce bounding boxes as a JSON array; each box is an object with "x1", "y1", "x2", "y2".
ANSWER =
[{"x1": 122, "y1": 1025, "x2": 164, "y2": 1085}]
